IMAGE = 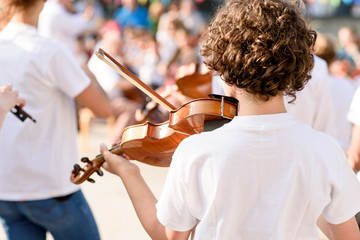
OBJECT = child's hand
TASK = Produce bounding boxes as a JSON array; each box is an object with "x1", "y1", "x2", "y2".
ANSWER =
[
  {"x1": 100, "y1": 143, "x2": 140, "y2": 178},
  {"x1": 0, "y1": 84, "x2": 25, "y2": 112}
]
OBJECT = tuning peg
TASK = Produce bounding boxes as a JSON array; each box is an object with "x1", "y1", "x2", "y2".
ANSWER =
[
  {"x1": 81, "y1": 157, "x2": 91, "y2": 163},
  {"x1": 96, "y1": 169, "x2": 104, "y2": 176},
  {"x1": 87, "y1": 178, "x2": 95, "y2": 183},
  {"x1": 72, "y1": 164, "x2": 84, "y2": 177},
  {"x1": 72, "y1": 164, "x2": 83, "y2": 175}
]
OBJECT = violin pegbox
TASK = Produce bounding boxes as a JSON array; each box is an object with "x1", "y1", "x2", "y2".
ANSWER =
[
  {"x1": 71, "y1": 157, "x2": 104, "y2": 184},
  {"x1": 71, "y1": 145, "x2": 123, "y2": 184},
  {"x1": 81, "y1": 157, "x2": 104, "y2": 177}
]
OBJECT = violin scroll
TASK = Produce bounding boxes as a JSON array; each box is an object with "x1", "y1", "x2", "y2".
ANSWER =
[
  {"x1": 71, "y1": 146, "x2": 122, "y2": 184},
  {"x1": 71, "y1": 158, "x2": 103, "y2": 184}
]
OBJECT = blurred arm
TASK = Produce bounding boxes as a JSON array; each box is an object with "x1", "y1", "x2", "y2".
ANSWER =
[
  {"x1": 75, "y1": 67, "x2": 112, "y2": 118},
  {"x1": 100, "y1": 144, "x2": 192, "y2": 240},
  {"x1": 347, "y1": 124, "x2": 360, "y2": 172}
]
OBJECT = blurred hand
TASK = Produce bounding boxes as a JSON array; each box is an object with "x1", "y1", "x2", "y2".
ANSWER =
[
  {"x1": 0, "y1": 84, "x2": 25, "y2": 113},
  {"x1": 100, "y1": 143, "x2": 140, "y2": 178}
]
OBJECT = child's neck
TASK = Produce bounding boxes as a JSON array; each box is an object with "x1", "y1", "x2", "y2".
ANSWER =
[
  {"x1": 10, "y1": 1, "x2": 43, "y2": 28},
  {"x1": 235, "y1": 91, "x2": 287, "y2": 116}
]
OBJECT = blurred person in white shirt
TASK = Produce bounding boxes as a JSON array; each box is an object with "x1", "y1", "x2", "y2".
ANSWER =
[
  {"x1": 285, "y1": 55, "x2": 337, "y2": 139},
  {"x1": 313, "y1": 33, "x2": 356, "y2": 151},
  {"x1": 38, "y1": 0, "x2": 94, "y2": 61}
]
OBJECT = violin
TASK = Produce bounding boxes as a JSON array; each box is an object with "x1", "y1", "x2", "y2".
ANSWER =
[
  {"x1": 175, "y1": 62, "x2": 212, "y2": 99},
  {"x1": 70, "y1": 48, "x2": 238, "y2": 184},
  {"x1": 72, "y1": 121, "x2": 189, "y2": 183}
]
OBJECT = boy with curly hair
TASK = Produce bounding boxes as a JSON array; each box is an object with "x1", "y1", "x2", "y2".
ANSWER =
[{"x1": 100, "y1": 0, "x2": 360, "y2": 239}]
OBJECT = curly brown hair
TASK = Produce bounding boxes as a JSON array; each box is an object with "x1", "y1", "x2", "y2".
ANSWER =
[{"x1": 200, "y1": 0, "x2": 317, "y2": 102}]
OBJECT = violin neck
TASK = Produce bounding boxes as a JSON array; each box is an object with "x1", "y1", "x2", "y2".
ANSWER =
[
  {"x1": 109, "y1": 144, "x2": 123, "y2": 155},
  {"x1": 95, "y1": 144, "x2": 123, "y2": 161},
  {"x1": 95, "y1": 48, "x2": 176, "y2": 112}
]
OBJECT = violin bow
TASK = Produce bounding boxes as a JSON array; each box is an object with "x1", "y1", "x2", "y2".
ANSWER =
[
  {"x1": 11, "y1": 105, "x2": 36, "y2": 123},
  {"x1": 95, "y1": 48, "x2": 176, "y2": 112}
]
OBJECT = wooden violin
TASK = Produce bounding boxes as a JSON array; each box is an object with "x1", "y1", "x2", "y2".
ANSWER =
[
  {"x1": 71, "y1": 121, "x2": 189, "y2": 183},
  {"x1": 70, "y1": 48, "x2": 238, "y2": 184},
  {"x1": 175, "y1": 62, "x2": 212, "y2": 99}
]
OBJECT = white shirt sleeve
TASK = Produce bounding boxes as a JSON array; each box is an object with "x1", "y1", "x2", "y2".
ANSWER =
[
  {"x1": 44, "y1": 43, "x2": 90, "y2": 98},
  {"x1": 322, "y1": 150, "x2": 360, "y2": 224},
  {"x1": 156, "y1": 138, "x2": 198, "y2": 232}
]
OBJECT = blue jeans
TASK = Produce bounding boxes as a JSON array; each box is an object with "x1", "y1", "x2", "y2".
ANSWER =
[{"x1": 0, "y1": 190, "x2": 100, "y2": 240}]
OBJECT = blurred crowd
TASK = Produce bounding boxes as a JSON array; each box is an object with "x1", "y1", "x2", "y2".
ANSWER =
[
  {"x1": 37, "y1": 0, "x2": 220, "y2": 143},
  {"x1": 37, "y1": 0, "x2": 360, "y2": 152}
]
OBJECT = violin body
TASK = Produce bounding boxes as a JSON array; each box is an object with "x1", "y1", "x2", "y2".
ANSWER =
[
  {"x1": 70, "y1": 121, "x2": 188, "y2": 184},
  {"x1": 124, "y1": 96, "x2": 238, "y2": 165},
  {"x1": 120, "y1": 121, "x2": 188, "y2": 167},
  {"x1": 175, "y1": 72, "x2": 212, "y2": 99},
  {"x1": 169, "y1": 97, "x2": 237, "y2": 135},
  {"x1": 175, "y1": 62, "x2": 212, "y2": 99}
]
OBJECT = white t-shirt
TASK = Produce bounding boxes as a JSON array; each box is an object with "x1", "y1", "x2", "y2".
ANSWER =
[
  {"x1": 0, "y1": 23, "x2": 90, "y2": 200},
  {"x1": 285, "y1": 56, "x2": 336, "y2": 138},
  {"x1": 347, "y1": 86, "x2": 360, "y2": 125},
  {"x1": 87, "y1": 51, "x2": 121, "y2": 95},
  {"x1": 157, "y1": 113, "x2": 360, "y2": 239}
]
